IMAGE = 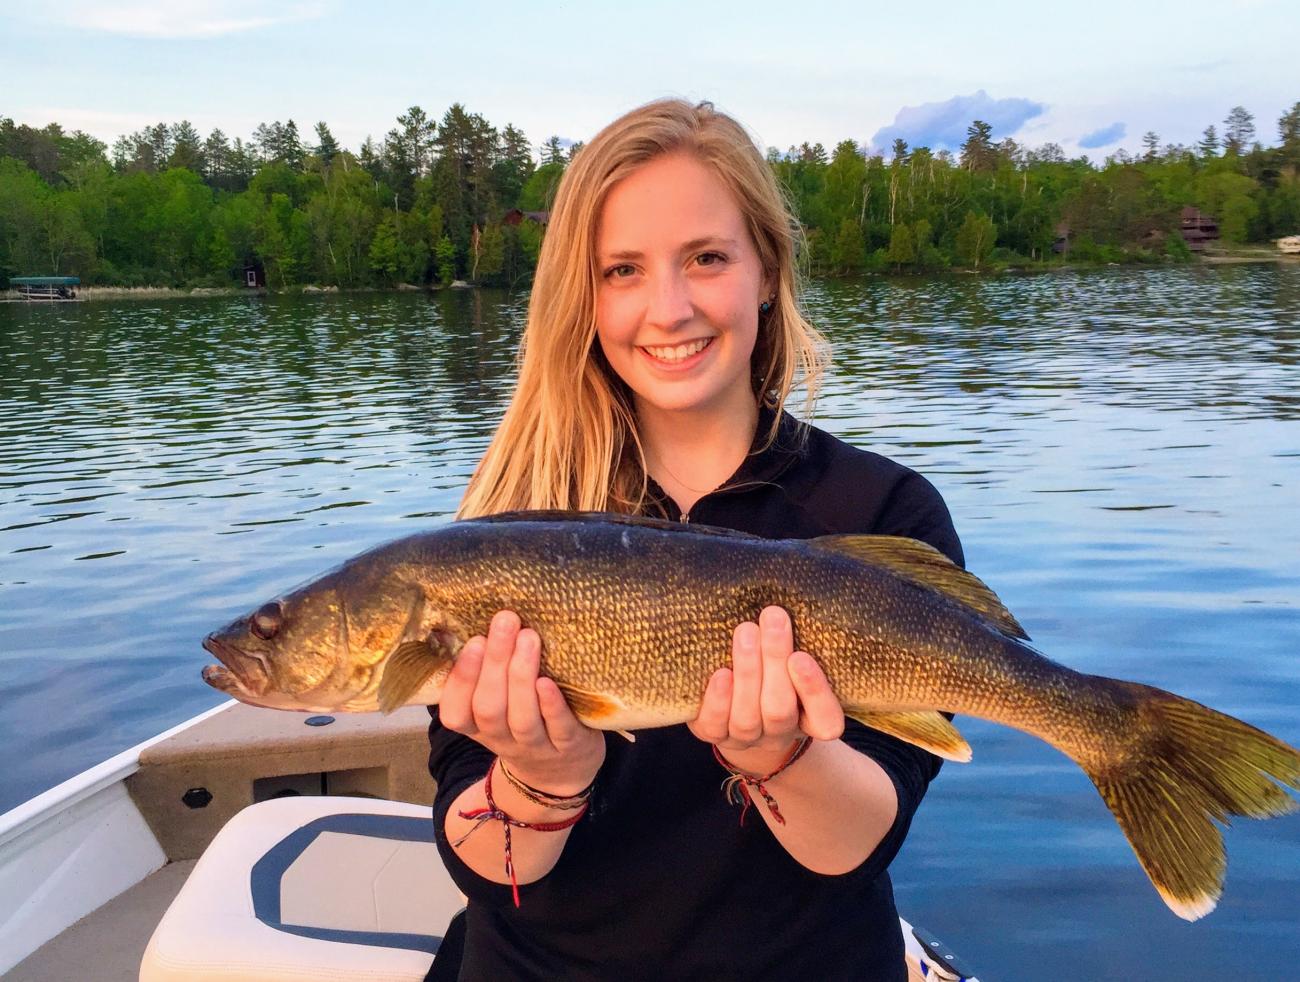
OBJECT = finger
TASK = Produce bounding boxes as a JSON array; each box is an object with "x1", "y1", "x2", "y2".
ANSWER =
[
  {"x1": 471, "y1": 610, "x2": 519, "y2": 738},
  {"x1": 536, "y1": 676, "x2": 583, "y2": 749},
  {"x1": 758, "y1": 606, "x2": 800, "y2": 736},
  {"x1": 687, "y1": 667, "x2": 733, "y2": 744},
  {"x1": 727, "y1": 622, "x2": 763, "y2": 743},
  {"x1": 437, "y1": 636, "x2": 484, "y2": 735},
  {"x1": 789, "y1": 650, "x2": 845, "y2": 741},
  {"x1": 506, "y1": 629, "x2": 548, "y2": 746}
]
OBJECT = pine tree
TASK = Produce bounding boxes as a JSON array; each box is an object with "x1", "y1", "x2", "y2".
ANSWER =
[
  {"x1": 313, "y1": 122, "x2": 341, "y2": 168},
  {"x1": 203, "y1": 128, "x2": 231, "y2": 185},
  {"x1": 1198, "y1": 125, "x2": 1219, "y2": 159},
  {"x1": 541, "y1": 136, "x2": 566, "y2": 166},
  {"x1": 960, "y1": 121, "x2": 995, "y2": 172},
  {"x1": 169, "y1": 121, "x2": 204, "y2": 172},
  {"x1": 280, "y1": 120, "x2": 305, "y2": 170},
  {"x1": 1279, "y1": 102, "x2": 1300, "y2": 164},
  {"x1": 1223, "y1": 106, "x2": 1255, "y2": 155},
  {"x1": 1142, "y1": 131, "x2": 1160, "y2": 162},
  {"x1": 396, "y1": 106, "x2": 437, "y2": 177},
  {"x1": 886, "y1": 223, "x2": 915, "y2": 270}
]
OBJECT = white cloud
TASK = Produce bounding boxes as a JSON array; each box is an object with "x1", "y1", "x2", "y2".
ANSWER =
[{"x1": 28, "y1": 1, "x2": 327, "y2": 39}]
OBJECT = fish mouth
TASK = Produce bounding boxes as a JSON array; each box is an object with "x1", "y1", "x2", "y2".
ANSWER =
[{"x1": 202, "y1": 634, "x2": 270, "y2": 697}]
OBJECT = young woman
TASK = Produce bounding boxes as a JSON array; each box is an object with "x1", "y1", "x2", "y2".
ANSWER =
[{"x1": 427, "y1": 99, "x2": 963, "y2": 981}]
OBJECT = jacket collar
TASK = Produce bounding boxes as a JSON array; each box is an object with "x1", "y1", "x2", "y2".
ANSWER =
[{"x1": 642, "y1": 403, "x2": 808, "y2": 517}]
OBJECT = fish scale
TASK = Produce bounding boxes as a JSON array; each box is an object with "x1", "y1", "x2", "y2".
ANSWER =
[{"x1": 202, "y1": 510, "x2": 1300, "y2": 921}]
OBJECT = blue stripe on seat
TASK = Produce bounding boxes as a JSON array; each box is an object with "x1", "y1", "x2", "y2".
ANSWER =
[{"x1": 250, "y1": 813, "x2": 441, "y2": 954}]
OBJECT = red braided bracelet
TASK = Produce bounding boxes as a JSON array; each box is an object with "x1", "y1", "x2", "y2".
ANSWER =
[
  {"x1": 452, "y1": 758, "x2": 589, "y2": 908},
  {"x1": 713, "y1": 736, "x2": 813, "y2": 826}
]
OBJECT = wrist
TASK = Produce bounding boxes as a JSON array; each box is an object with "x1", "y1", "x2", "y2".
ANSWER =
[
  {"x1": 497, "y1": 754, "x2": 602, "y2": 801},
  {"x1": 714, "y1": 737, "x2": 809, "y2": 777}
]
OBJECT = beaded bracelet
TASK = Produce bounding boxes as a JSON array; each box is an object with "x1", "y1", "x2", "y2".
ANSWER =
[
  {"x1": 453, "y1": 758, "x2": 589, "y2": 908},
  {"x1": 713, "y1": 736, "x2": 813, "y2": 826},
  {"x1": 498, "y1": 758, "x2": 595, "y2": 811}
]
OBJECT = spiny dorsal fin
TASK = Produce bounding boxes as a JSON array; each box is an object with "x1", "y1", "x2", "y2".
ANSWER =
[
  {"x1": 377, "y1": 631, "x2": 460, "y2": 714},
  {"x1": 462, "y1": 510, "x2": 764, "y2": 541},
  {"x1": 844, "y1": 706, "x2": 972, "y2": 762},
  {"x1": 811, "y1": 534, "x2": 1028, "y2": 641}
]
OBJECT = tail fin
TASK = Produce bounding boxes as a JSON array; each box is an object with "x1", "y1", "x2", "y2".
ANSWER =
[{"x1": 1080, "y1": 681, "x2": 1300, "y2": 920}]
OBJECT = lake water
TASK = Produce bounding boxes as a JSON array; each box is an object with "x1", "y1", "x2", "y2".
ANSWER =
[{"x1": 2, "y1": 267, "x2": 1298, "y2": 979}]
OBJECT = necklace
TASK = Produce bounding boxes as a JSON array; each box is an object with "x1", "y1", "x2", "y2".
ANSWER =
[{"x1": 644, "y1": 445, "x2": 736, "y2": 496}]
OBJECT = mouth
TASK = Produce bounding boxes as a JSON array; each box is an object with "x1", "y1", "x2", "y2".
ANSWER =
[
  {"x1": 202, "y1": 634, "x2": 270, "y2": 697},
  {"x1": 638, "y1": 336, "x2": 714, "y2": 368}
]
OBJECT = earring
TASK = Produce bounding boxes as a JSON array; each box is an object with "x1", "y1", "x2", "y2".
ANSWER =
[{"x1": 759, "y1": 297, "x2": 774, "y2": 314}]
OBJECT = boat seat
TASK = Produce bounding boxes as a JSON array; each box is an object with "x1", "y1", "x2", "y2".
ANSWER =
[{"x1": 140, "y1": 795, "x2": 464, "y2": 982}]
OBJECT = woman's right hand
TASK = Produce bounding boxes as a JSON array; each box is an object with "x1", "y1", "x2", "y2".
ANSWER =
[{"x1": 438, "y1": 609, "x2": 606, "y2": 797}]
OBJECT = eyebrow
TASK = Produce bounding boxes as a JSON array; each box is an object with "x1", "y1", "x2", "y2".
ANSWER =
[{"x1": 599, "y1": 236, "x2": 741, "y2": 262}]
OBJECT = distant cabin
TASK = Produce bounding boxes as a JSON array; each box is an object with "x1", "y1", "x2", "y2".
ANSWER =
[
  {"x1": 1052, "y1": 221, "x2": 1071, "y2": 255},
  {"x1": 1179, "y1": 207, "x2": 1219, "y2": 252},
  {"x1": 502, "y1": 210, "x2": 550, "y2": 227}
]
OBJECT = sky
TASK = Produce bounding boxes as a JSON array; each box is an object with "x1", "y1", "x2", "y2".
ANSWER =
[{"x1": 2, "y1": 0, "x2": 1297, "y2": 161}]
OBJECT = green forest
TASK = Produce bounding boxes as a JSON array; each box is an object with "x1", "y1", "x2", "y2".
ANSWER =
[{"x1": 1, "y1": 102, "x2": 1298, "y2": 289}]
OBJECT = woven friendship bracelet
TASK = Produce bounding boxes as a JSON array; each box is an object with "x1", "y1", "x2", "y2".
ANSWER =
[
  {"x1": 452, "y1": 758, "x2": 589, "y2": 908},
  {"x1": 498, "y1": 758, "x2": 595, "y2": 810},
  {"x1": 713, "y1": 736, "x2": 813, "y2": 826}
]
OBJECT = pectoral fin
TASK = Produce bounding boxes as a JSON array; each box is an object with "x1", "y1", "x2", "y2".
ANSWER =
[
  {"x1": 844, "y1": 706, "x2": 972, "y2": 762},
  {"x1": 377, "y1": 630, "x2": 460, "y2": 714}
]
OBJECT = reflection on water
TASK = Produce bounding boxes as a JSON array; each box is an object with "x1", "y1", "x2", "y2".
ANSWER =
[{"x1": 1, "y1": 267, "x2": 1298, "y2": 980}]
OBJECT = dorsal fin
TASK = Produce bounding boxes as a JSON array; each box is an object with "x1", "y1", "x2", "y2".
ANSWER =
[
  {"x1": 462, "y1": 510, "x2": 764, "y2": 541},
  {"x1": 811, "y1": 534, "x2": 1029, "y2": 640}
]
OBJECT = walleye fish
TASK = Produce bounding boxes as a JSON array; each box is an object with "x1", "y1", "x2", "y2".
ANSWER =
[{"x1": 202, "y1": 511, "x2": 1300, "y2": 920}]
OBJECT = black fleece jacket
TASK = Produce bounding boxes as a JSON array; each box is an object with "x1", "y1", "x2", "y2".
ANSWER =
[{"x1": 426, "y1": 408, "x2": 963, "y2": 982}]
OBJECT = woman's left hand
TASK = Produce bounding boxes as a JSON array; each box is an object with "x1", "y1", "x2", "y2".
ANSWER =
[{"x1": 688, "y1": 605, "x2": 845, "y2": 771}]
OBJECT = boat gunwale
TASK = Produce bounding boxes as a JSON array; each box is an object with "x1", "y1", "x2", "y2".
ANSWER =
[{"x1": 0, "y1": 700, "x2": 234, "y2": 849}]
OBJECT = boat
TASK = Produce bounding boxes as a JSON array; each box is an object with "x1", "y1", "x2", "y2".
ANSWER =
[
  {"x1": 8, "y1": 276, "x2": 80, "y2": 300},
  {"x1": 0, "y1": 701, "x2": 981, "y2": 980},
  {"x1": 1278, "y1": 235, "x2": 1300, "y2": 255}
]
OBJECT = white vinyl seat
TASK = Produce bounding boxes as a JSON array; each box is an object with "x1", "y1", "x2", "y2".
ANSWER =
[{"x1": 141, "y1": 795, "x2": 464, "y2": 982}]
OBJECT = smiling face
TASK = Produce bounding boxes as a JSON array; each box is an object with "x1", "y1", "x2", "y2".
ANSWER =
[{"x1": 594, "y1": 152, "x2": 771, "y2": 421}]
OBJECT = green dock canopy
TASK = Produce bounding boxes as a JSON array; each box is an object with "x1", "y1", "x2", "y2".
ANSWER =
[{"x1": 11, "y1": 276, "x2": 81, "y2": 286}]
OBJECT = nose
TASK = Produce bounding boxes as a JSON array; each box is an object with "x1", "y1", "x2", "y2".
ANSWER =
[
  {"x1": 645, "y1": 269, "x2": 694, "y2": 332},
  {"x1": 250, "y1": 601, "x2": 283, "y2": 640}
]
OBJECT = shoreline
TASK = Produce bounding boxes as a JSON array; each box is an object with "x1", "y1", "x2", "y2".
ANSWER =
[
  {"x1": 3, "y1": 255, "x2": 1295, "y2": 303},
  {"x1": 0, "y1": 282, "x2": 477, "y2": 303}
]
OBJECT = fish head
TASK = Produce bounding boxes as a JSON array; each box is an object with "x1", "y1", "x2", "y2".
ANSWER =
[{"x1": 202, "y1": 555, "x2": 453, "y2": 712}]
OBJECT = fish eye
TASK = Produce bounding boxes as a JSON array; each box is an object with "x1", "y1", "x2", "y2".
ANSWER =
[{"x1": 250, "y1": 602, "x2": 283, "y2": 641}]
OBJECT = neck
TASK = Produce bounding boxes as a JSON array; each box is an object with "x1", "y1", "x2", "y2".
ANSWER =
[{"x1": 636, "y1": 392, "x2": 760, "y2": 514}]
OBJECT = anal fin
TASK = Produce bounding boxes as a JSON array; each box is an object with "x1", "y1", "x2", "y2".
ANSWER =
[{"x1": 844, "y1": 707, "x2": 972, "y2": 762}]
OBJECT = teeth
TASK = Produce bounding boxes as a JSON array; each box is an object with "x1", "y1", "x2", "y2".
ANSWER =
[{"x1": 643, "y1": 338, "x2": 711, "y2": 362}]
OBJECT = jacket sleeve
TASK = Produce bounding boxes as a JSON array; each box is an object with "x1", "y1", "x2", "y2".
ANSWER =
[{"x1": 426, "y1": 706, "x2": 520, "y2": 905}]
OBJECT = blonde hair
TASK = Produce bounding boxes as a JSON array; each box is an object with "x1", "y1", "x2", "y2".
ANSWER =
[{"x1": 458, "y1": 99, "x2": 827, "y2": 519}]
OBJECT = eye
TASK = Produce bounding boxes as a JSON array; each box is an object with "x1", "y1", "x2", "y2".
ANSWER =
[
  {"x1": 695, "y1": 251, "x2": 727, "y2": 267},
  {"x1": 250, "y1": 602, "x2": 283, "y2": 641},
  {"x1": 604, "y1": 263, "x2": 636, "y2": 279}
]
